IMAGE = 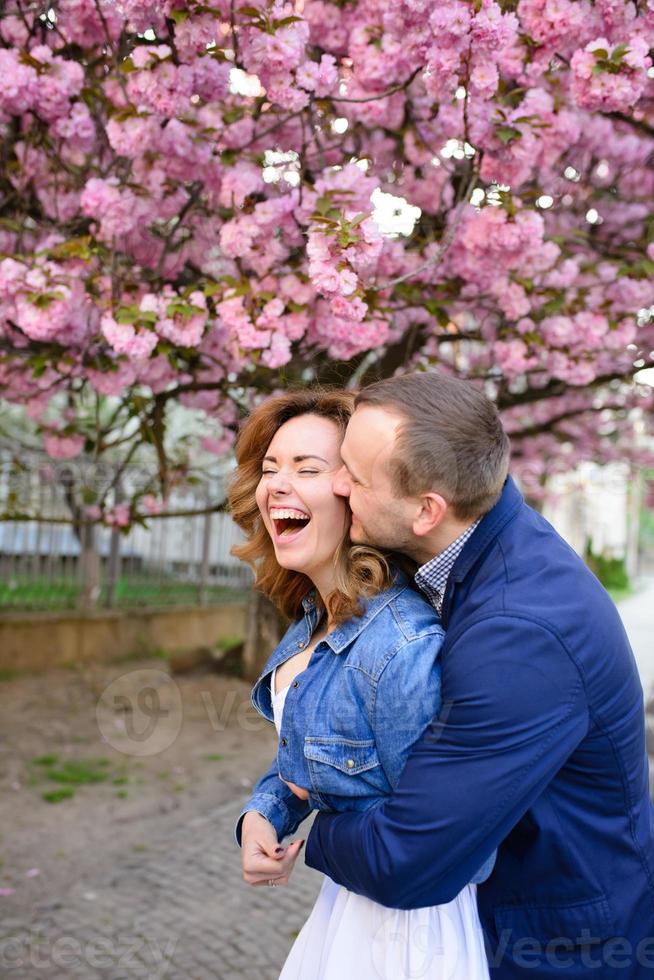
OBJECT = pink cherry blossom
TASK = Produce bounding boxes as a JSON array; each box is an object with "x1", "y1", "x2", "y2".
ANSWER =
[
  {"x1": 0, "y1": 0, "x2": 650, "y2": 495},
  {"x1": 44, "y1": 433, "x2": 85, "y2": 459}
]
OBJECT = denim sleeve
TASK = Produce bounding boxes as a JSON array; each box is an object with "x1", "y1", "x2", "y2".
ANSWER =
[
  {"x1": 372, "y1": 630, "x2": 445, "y2": 785},
  {"x1": 234, "y1": 755, "x2": 313, "y2": 847},
  {"x1": 305, "y1": 617, "x2": 588, "y2": 908}
]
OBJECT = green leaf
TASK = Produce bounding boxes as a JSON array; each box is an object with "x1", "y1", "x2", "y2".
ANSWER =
[
  {"x1": 220, "y1": 149, "x2": 238, "y2": 166},
  {"x1": 338, "y1": 229, "x2": 359, "y2": 247},
  {"x1": 538, "y1": 295, "x2": 565, "y2": 316},
  {"x1": 314, "y1": 195, "x2": 335, "y2": 217},
  {"x1": 611, "y1": 43, "x2": 629, "y2": 62},
  {"x1": 424, "y1": 300, "x2": 450, "y2": 326},
  {"x1": 591, "y1": 48, "x2": 609, "y2": 60},
  {"x1": 311, "y1": 214, "x2": 340, "y2": 226},
  {"x1": 165, "y1": 302, "x2": 200, "y2": 320},
  {"x1": 170, "y1": 9, "x2": 189, "y2": 24},
  {"x1": 19, "y1": 51, "x2": 47, "y2": 71},
  {"x1": 118, "y1": 57, "x2": 137, "y2": 74},
  {"x1": 272, "y1": 15, "x2": 304, "y2": 28},
  {"x1": 0, "y1": 217, "x2": 22, "y2": 232},
  {"x1": 222, "y1": 108, "x2": 245, "y2": 125},
  {"x1": 48, "y1": 236, "x2": 93, "y2": 260},
  {"x1": 115, "y1": 304, "x2": 141, "y2": 324},
  {"x1": 496, "y1": 125, "x2": 521, "y2": 145},
  {"x1": 195, "y1": 3, "x2": 226, "y2": 16},
  {"x1": 28, "y1": 291, "x2": 65, "y2": 309}
]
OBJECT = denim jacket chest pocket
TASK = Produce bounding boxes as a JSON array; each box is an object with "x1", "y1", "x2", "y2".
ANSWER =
[{"x1": 303, "y1": 735, "x2": 392, "y2": 809}]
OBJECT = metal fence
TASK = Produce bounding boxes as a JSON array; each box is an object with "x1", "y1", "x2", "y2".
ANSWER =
[{"x1": 0, "y1": 447, "x2": 252, "y2": 613}]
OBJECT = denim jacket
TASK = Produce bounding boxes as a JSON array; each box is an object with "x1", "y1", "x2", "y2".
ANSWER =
[{"x1": 236, "y1": 573, "x2": 497, "y2": 886}]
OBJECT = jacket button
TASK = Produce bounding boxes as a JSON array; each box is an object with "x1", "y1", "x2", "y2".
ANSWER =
[
  {"x1": 280, "y1": 738, "x2": 287, "y2": 746},
  {"x1": 346, "y1": 759, "x2": 354, "y2": 770},
  {"x1": 298, "y1": 641, "x2": 305, "y2": 649},
  {"x1": 292, "y1": 681, "x2": 299, "y2": 688}
]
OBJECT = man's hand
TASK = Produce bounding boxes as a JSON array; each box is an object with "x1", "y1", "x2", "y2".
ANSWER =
[{"x1": 241, "y1": 810, "x2": 305, "y2": 887}]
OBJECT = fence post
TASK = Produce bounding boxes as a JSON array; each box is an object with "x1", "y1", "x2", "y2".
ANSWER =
[
  {"x1": 78, "y1": 521, "x2": 100, "y2": 611},
  {"x1": 198, "y1": 493, "x2": 212, "y2": 606},
  {"x1": 105, "y1": 524, "x2": 122, "y2": 609}
]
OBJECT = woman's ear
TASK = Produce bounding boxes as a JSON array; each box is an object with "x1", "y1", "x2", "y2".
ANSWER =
[{"x1": 412, "y1": 492, "x2": 447, "y2": 537}]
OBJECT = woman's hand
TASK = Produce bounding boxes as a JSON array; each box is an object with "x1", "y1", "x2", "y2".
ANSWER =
[
  {"x1": 281, "y1": 778, "x2": 310, "y2": 801},
  {"x1": 241, "y1": 811, "x2": 305, "y2": 887}
]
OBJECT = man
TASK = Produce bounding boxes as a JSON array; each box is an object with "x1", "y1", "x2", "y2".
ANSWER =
[{"x1": 240, "y1": 372, "x2": 654, "y2": 978}]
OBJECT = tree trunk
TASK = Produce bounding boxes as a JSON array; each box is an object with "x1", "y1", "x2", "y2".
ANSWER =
[{"x1": 242, "y1": 590, "x2": 287, "y2": 682}]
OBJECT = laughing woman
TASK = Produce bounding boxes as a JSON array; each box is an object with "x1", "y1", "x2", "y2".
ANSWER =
[{"x1": 229, "y1": 389, "x2": 495, "y2": 980}]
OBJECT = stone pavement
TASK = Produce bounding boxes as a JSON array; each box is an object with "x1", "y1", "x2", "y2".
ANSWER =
[
  {"x1": 2, "y1": 583, "x2": 651, "y2": 980},
  {"x1": 0, "y1": 801, "x2": 319, "y2": 980}
]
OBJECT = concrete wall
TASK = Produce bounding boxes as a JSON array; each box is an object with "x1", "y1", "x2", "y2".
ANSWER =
[{"x1": 0, "y1": 603, "x2": 247, "y2": 673}]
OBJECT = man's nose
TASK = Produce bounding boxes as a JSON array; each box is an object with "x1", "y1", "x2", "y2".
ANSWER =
[{"x1": 332, "y1": 466, "x2": 351, "y2": 497}]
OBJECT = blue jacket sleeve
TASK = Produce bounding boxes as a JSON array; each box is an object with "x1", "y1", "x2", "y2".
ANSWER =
[
  {"x1": 234, "y1": 754, "x2": 313, "y2": 846},
  {"x1": 305, "y1": 615, "x2": 589, "y2": 908}
]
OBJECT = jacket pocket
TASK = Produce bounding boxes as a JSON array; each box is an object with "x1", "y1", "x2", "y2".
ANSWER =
[
  {"x1": 494, "y1": 896, "x2": 617, "y2": 945},
  {"x1": 303, "y1": 736, "x2": 390, "y2": 800}
]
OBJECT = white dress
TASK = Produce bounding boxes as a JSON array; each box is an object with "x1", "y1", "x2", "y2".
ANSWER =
[{"x1": 270, "y1": 666, "x2": 491, "y2": 980}]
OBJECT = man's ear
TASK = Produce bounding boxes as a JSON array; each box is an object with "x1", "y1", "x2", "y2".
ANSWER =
[{"x1": 412, "y1": 492, "x2": 447, "y2": 537}]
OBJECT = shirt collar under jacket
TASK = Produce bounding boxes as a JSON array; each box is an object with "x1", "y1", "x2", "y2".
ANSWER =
[{"x1": 415, "y1": 520, "x2": 481, "y2": 614}]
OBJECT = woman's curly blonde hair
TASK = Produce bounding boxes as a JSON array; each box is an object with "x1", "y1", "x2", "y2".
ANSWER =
[{"x1": 228, "y1": 388, "x2": 396, "y2": 626}]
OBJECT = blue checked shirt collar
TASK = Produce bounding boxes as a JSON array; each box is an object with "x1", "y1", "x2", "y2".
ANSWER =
[{"x1": 415, "y1": 520, "x2": 481, "y2": 614}]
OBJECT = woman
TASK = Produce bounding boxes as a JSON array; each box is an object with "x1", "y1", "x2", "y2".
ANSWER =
[{"x1": 229, "y1": 389, "x2": 495, "y2": 980}]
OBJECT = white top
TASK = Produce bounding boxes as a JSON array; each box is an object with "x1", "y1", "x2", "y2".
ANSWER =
[
  {"x1": 269, "y1": 666, "x2": 489, "y2": 980},
  {"x1": 270, "y1": 665, "x2": 290, "y2": 736}
]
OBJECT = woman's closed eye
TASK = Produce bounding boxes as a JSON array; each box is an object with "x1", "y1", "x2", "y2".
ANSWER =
[{"x1": 261, "y1": 468, "x2": 321, "y2": 476}]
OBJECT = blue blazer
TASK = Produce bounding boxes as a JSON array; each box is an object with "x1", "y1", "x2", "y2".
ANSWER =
[{"x1": 305, "y1": 476, "x2": 654, "y2": 978}]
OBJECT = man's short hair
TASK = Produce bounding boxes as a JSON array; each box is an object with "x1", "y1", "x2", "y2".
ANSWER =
[{"x1": 355, "y1": 371, "x2": 511, "y2": 521}]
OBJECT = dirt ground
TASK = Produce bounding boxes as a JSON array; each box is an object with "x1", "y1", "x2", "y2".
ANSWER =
[{"x1": 0, "y1": 655, "x2": 277, "y2": 918}]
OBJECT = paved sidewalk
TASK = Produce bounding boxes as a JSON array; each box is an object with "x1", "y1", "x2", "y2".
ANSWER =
[
  {"x1": 619, "y1": 578, "x2": 654, "y2": 701},
  {"x1": 0, "y1": 801, "x2": 319, "y2": 980},
  {"x1": 2, "y1": 585, "x2": 650, "y2": 980}
]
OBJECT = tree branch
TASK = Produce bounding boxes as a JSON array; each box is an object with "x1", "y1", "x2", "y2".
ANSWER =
[{"x1": 330, "y1": 67, "x2": 422, "y2": 103}]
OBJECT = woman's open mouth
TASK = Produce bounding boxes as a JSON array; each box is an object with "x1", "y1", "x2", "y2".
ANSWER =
[{"x1": 269, "y1": 508, "x2": 311, "y2": 543}]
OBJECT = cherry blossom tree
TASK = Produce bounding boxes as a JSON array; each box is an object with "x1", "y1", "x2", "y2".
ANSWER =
[{"x1": 1, "y1": 0, "x2": 654, "y2": 522}]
